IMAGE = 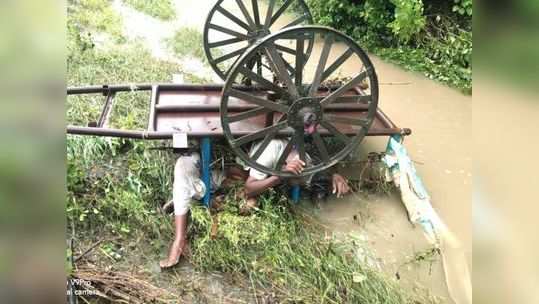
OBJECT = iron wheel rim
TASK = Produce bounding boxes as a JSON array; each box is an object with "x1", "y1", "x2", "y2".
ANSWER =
[
  {"x1": 203, "y1": 0, "x2": 314, "y2": 81},
  {"x1": 221, "y1": 25, "x2": 379, "y2": 178}
]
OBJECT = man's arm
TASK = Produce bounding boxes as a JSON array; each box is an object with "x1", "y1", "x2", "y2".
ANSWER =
[
  {"x1": 244, "y1": 175, "x2": 281, "y2": 198},
  {"x1": 245, "y1": 159, "x2": 306, "y2": 198}
]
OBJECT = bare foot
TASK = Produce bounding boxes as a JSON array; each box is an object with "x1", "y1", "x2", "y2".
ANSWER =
[{"x1": 159, "y1": 239, "x2": 187, "y2": 269}]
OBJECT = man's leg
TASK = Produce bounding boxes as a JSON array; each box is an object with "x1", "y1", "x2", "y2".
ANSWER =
[
  {"x1": 160, "y1": 214, "x2": 188, "y2": 268},
  {"x1": 160, "y1": 154, "x2": 201, "y2": 268}
]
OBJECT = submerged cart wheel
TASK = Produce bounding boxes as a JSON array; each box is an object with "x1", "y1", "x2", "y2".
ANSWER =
[
  {"x1": 220, "y1": 26, "x2": 379, "y2": 177},
  {"x1": 204, "y1": 0, "x2": 313, "y2": 81}
]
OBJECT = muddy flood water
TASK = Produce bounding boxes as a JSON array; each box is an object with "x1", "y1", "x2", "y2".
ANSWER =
[
  {"x1": 297, "y1": 32, "x2": 472, "y2": 302},
  {"x1": 306, "y1": 53, "x2": 472, "y2": 303},
  {"x1": 110, "y1": 1, "x2": 472, "y2": 302}
]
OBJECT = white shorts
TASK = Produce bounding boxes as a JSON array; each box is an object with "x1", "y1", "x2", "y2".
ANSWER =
[{"x1": 172, "y1": 153, "x2": 224, "y2": 215}]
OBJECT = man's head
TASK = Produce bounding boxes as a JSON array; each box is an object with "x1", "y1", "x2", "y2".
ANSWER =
[{"x1": 301, "y1": 109, "x2": 318, "y2": 135}]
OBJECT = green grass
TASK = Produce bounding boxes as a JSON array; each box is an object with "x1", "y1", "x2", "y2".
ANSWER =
[
  {"x1": 166, "y1": 28, "x2": 207, "y2": 61},
  {"x1": 66, "y1": 136, "x2": 418, "y2": 302},
  {"x1": 67, "y1": 137, "x2": 174, "y2": 239},
  {"x1": 67, "y1": 38, "x2": 178, "y2": 129},
  {"x1": 67, "y1": 15, "x2": 210, "y2": 128},
  {"x1": 123, "y1": 0, "x2": 176, "y2": 20},
  {"x1": 68, "y1": 0, "x2": 124, "y2": 40},
  {"x1": 188, "y1": 188, "x2": 415, "y2": 303}
]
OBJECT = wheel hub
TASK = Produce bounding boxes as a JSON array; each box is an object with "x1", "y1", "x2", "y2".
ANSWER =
[
  {"x1": 248, "y1": 28, "x2": 270, "y2": 44},
  {"x1": 287, "y1": 97, "x2": 322, "y2": 133}
]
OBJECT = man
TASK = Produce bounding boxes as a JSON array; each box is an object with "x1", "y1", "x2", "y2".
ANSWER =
[{"x1": 159, "y1": 139, "x2": 350, "y2": 269}]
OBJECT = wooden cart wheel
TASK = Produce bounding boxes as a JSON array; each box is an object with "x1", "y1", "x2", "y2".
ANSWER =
[
  {"x1": 204, "y1": 0, "x2": 313, "y2": 81},
  {"x1": 220, "y1": 26, "x2": 379, "y2": 178}
]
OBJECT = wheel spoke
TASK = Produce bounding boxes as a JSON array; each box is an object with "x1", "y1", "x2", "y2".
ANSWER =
[
  {"x1": 251, "y1": 129, "x2": 277, "y2": 160},
  {"x1": 209, "y1": 24, "x2": 249, "y2": 39},
  {"x1": 270, "y1": 0, "x2": 294, "y2": 27},
  {"x1": 264, "y1": 0, "x2": 276, "y2": 28},
  {"x1": 312, "y1": 131, "x2": 330, "y2": 163},
  {"x1": 256, "y1": 55, "x2": 263, "y2": 76},
  {"x1": 325, "y1": 114, "x2": 370, "y2": 128},
  {"x1": 331, "y1": 94, "x2": 372, "y2": 104},
  {"x1": 265, "y1": 44, "x2": 299, "y2": 98},
  {"x1": 224, "y1": 54, "x2": 245, "y2": 77},
  {"x1": 260, "y1": 61, "x2": 272, "y2": 71},
  {"x1": 281, "y1": 53, "x2": 296, "y2": 75},
  {"x1": 275, "y1": 138, "x2": 294, "y2": 170},
  {"x1": 275, "y1": 44, "x2": 296, "y2": 56},
  {"x1": 238, "y1": 66, "x2": 290, "y2": 98},
  {"x1": 309, "y1": 34, "x2": 333, "y2": 97},
  {"x1": 295, "y1": 129, "x2": 306, "y2": 162},
  {"x1": 247, "y1": 56, "x2": 257, "y2": 71},
  {"x1": 251, "y1": 0, "x2": 261, "y2": 26},
  {"x1": 233, "y1": 120, "x2": 288, "y2": 147},
  {"x1": 283, "y1": 15, "x2": 307, "y2": 29},
  {"x1": 214, "y1": 47, "x2": 248, "y2": 64},
  {"x1": 216, "y1": 5, "x2": 251, "y2": 31},
  {"x1": 320, "y1": 69, "x2": 370, "y2": 107},
  {"x1": 228, "y1": 107, "x2": 273, "y2": 123},
  {"x1": 319, "y1": 120, "x2": 351, "y2": 144},
  {"x1": 228, "y1": 88, "x2": 289, "y2": 112},
  {"x1": 320, "y1": 48, "x2": 354, "y2": 84},
  {"x1": 311, "y1": 95, "x2": 372, "y2": 104},
  {"x1": 208, "y1": 37, "x2": 245, "y2": 48},
  {"x1": 235, "y1": 0, "x2": 256, "y2": 28},
  {"x1": 295, "y1": 36, "x2": 304, "y2": 87}
]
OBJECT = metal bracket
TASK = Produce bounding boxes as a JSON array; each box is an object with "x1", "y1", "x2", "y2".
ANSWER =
[{"x1": 172, "y1": 133, "x2": 188, "y2": 148}]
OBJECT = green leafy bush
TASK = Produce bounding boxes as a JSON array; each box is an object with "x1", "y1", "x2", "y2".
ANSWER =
[
  {"x1": 308, "y1": 0, "x2": 363, "y2": 34},
  {"x1": 360, "y1": 0, "x2": 395, "y2": 46},
  {"x1": 388, "y1": 0, "x2": 426, "y2": 43},
  {"x1": 307, "y1": 0, "x2": 472, "y2": 93},
  {"x1": 453, "y1": 0, "x2": 472, "y2": 17}
]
